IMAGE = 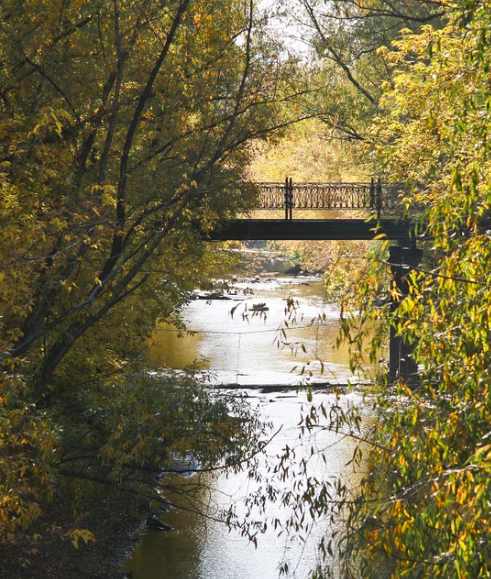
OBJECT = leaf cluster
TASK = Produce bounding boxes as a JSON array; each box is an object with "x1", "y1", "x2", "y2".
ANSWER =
[{"x1": 326, "y1": 5, "x2": 491, "y2": 578}]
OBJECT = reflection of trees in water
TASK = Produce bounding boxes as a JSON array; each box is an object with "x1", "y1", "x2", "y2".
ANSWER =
[
  {"x1": 128, "y1": 391, "x2": 369, "y2": 579},
  {"x1": 148, "y1": 324, "x2": 203, "y2": 370},
  {"x1": 148, "y1": 278, "x2": 374, "y2": 385},
  {"x1": 127, "y1": 278, "x2": 375, "y2": 578}
]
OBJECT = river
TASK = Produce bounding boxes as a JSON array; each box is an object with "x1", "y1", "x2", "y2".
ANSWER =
[{"x1": 125, "y1": 275, "x2": 374, "y2": 579}]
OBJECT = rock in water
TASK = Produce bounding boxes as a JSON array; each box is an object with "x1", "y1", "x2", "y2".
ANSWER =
[{"x1": 146, "y1": 516, "x2": 173, "y2": 531}]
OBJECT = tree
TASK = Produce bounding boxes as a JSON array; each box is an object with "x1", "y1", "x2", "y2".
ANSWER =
[
  {"x1": 280, "y1": 3, "x2": 491, "y2": 577},
  {"x1": 0, "y1": 0, "x2": 293, "y2": 396},
  {"x1": 349, "y1": 8, "x2": 491, "y2": 576},
  {"x1": 238, "y1": 3, "x2": 491, "y2": 578},
  {"x1": 282, "y1": 0, "x2": 447, "y2": 143},
  {"x1": 0, "y1": 0, "x2": 298, "y2": 545}
]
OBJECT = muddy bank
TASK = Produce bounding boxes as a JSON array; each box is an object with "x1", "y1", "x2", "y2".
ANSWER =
[{"x1": 0, "y1": 486, "x2": 145, "y2": 579}]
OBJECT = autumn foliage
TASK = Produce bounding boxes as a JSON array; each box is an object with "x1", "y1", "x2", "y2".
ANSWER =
[
  {"x1": 328, "y1": 4, "x2": 491, "y2": 577},
  {"x1": 0, "y1": 0, "x2": 290, "y2": 545}
]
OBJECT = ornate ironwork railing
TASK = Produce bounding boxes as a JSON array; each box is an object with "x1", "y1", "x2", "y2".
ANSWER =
[{"x1": 256, "y1": 178, "x2": 402, "y2": 219}]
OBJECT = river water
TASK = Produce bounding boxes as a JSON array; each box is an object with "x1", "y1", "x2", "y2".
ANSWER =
[{"x1": 125, "y1": 275, "x2": 373, "y2": 579}]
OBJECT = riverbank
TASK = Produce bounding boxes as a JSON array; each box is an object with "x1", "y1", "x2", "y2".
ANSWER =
[{"x1": 0, "y1": 484, "x2": 144, "y2": 579}]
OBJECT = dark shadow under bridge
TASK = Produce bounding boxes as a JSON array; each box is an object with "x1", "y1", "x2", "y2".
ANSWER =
[{"x1": 209, "y1": 178, "x2": 413, "y2": 241}]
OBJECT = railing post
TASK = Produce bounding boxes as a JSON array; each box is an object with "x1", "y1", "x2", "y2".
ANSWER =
[
  {"x1": 284, "y1": 177, "x2": 293, "y2": 220},
  {"x1": 285, "y1": 177, "x2": 289, "y2": 220},
  {"x1": 289, "y1": 177, "x2": 293, "y2": 220},
  {"x1": 370, "y1": 177, "x2": 375, "y2": 210},
  {"x1": 377, "y1": 177, "x2": 382, "y2": 219}
]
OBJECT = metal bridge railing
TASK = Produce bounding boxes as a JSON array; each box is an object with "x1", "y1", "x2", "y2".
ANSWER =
[{"x1": 257, "y1": 178, "x2": 402, "y2": 219}]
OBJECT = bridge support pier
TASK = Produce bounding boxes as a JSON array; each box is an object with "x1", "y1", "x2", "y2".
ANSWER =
[{"x1": 388, "y1": 242, "x2": 423, "y2": 386}]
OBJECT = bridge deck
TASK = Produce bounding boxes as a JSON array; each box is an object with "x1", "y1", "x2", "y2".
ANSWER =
[{"x1": 209, "y1": 219, "x2": 412, "y2": 241}]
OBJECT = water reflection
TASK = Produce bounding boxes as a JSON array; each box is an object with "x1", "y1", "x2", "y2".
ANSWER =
[
  {"x1": 126, "y1": 276, "x2": 372, "y2": 579},
  {"x1": 147, "y1": 277, "x2": 373, "y2": 386},
  {"x1": 127, "y1": 391, "x2": 367, "y2": 579}
]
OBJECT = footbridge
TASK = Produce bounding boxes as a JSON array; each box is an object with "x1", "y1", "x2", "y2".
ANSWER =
[
  {"x1": 209, "y1": 178, "x2": 422, "y2": 384},
  {"x1": 209, "y1": 178, "x2": 413, "y2": 241}
]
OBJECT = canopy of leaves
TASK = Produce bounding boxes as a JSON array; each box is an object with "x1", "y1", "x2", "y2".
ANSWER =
[
  {"x1": 303, "y1": 3, "x2": 491, "y2": 577},
  {"x1": 240, "y1": 3, "x2": 491, "y2": 578},
  {"x1": 0, "y1": 0, "x2": 295, "y2": 547},
  {"x1": 285, "y1": 0, "x2": 446, "y2": 143}
]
